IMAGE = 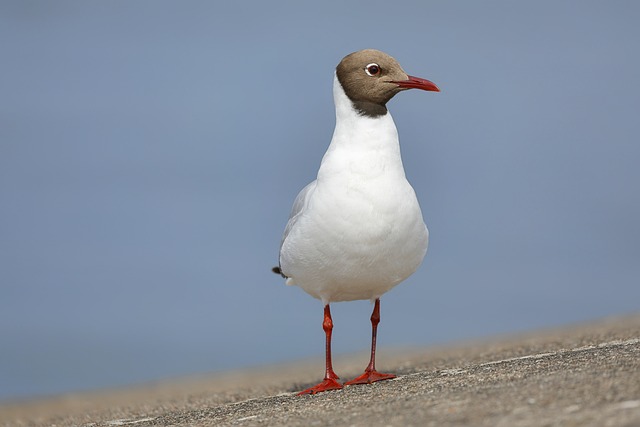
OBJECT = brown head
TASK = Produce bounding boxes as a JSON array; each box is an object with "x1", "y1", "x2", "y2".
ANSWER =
[{"x1": 335, "y1": 49, "x2": 439, "y2": 118}]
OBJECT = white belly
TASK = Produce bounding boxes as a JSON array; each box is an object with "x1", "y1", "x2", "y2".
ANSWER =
[{"x1": 280, "y1": 177, "x2": 428, "y2": 303}]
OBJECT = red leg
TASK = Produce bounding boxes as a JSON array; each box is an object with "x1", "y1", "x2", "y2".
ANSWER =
[
  {"x1": 298, "y1": 304, "x2": 343, "y2": 395},
  {"x1": 345, "y1": 298, "x2": 396, "y2": 386}
]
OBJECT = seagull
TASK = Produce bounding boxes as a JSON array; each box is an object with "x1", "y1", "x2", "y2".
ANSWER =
[{"x1": 273, "y1": 49, "x2": 439, "y2": 395}]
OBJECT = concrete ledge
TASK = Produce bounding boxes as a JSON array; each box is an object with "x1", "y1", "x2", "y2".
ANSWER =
[{"x1": 2, "y1": 314, "x2": 639, "y2": 426}]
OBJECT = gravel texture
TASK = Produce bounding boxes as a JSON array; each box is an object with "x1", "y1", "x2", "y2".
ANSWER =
[{"x1": 2, "y1": 314, "x2": 639, "y2": 427}]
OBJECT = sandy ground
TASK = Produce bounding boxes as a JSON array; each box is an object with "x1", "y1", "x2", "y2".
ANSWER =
[{"x1": 2, "y1": 314, "x2": 639, "y2": 427}]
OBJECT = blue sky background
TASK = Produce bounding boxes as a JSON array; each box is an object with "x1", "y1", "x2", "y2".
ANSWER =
[{"x1": 1, "y1": 1, "x2": 639, "y2": 401}]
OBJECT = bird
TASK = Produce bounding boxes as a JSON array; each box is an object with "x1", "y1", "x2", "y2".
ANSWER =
[{"x1": 273, "y1": 49, "x2": 439, "y2": 395}]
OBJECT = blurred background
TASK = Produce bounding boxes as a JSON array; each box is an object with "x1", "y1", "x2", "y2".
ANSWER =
[{"x1": 1, "y1": 1, "x2": 639, "y2": 401}]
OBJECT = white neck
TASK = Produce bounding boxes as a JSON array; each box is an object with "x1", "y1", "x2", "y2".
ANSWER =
[{"x1": 317, "y1": 74, "x2": 405, "y2": 182}]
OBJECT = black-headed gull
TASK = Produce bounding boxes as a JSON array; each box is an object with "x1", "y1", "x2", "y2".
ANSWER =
[{"x1": 274, "y1": 49, "x2": 439, "y2": 395}]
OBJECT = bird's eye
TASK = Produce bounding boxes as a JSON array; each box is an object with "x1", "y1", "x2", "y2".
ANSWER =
[{"x1": 365, "y1": 63, "x2": 381, "y2": 77}]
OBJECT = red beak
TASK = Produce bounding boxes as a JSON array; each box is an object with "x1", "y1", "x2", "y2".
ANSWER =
[{"x1": 393, "y1": 75, "x2": 440, "y2": 92}]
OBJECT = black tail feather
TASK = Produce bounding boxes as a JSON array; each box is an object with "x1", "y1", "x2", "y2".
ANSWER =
[{"x1": 272, "y1": 266, "x2": 288, "y2": 278}]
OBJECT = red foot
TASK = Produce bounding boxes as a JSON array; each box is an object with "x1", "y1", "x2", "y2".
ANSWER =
[
  {"x1": 297, "y1": 378, "x2": 343, "y2": 395},
  {"x1": 345, "y1": 370, "x2": 396, "y2": 386}
]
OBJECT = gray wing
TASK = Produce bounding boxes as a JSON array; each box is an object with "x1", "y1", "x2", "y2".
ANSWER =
[{"x1": 277, "y1": 180, "x2": 317, "y2": 271}]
